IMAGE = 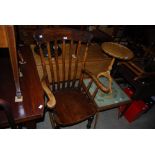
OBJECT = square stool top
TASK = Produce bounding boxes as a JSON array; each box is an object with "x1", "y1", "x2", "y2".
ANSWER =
[{"x1": 83, "y1": 77, "x2": 131, "y2": 110}]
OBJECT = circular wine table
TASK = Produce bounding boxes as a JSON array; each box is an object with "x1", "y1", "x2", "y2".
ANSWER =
[
  {"x1": 97, "y1": 42, "x2": 134, "y2": 94},
  {"x1": 101, "y1": 42, "x2": 134, "y2": 60}
]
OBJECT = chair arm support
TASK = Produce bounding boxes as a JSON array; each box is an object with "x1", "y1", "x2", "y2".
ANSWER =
[
  {"x1": 82, "y1": 69, "x2": 110, "y2": 93},
  {"x1": 41, "y1": 78, "x2": 56, "y2": 109}
]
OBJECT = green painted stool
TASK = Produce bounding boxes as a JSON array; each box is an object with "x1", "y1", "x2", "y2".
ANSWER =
[{"x1": 83, "y1": 77, "x2": 131, "y2": 128}]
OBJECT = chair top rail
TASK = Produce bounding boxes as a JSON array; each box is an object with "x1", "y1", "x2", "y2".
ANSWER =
[{"x1": 33, "y1": 28, "x2": 93, "y2": 44}]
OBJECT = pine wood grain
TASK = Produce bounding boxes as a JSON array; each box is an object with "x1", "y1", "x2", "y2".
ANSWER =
[
  {"x1": 31, "y1": 43, "x2": 112, "y2": 82},
  {"x1": 0, "y1": 26, "x2": 8, "y2": 48}
]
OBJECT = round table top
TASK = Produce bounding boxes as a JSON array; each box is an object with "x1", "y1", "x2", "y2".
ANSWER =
[{"x1": 101, "y1": 42, "x2": 134, "y2": 60}]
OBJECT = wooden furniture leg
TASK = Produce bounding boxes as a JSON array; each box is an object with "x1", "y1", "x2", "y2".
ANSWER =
[
  {"x1": 25, "y1": 120, "x2": 36, "y2": 129},
  {"x1": 94, "y1": 112, "x2": 99, "y2": 129},
  {"x1": 87, "y1": 116, "x2": 94, "y2": 129}
]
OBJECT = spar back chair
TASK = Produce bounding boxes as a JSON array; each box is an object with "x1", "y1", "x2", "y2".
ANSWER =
[{"x1": 34, "y1": 28, "x2": 110, "y2": 128}]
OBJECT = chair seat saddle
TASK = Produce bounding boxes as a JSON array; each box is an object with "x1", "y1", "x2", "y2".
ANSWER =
[{"x1": 53, "y1": 89, "x2": 97, "y2": 126}]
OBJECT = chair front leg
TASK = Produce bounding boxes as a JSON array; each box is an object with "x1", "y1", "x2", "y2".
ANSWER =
[{"x1": 87, "y1": 116, "x2": 94, "y2": 129}]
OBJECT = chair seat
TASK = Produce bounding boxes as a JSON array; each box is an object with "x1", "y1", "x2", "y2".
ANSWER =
[{"x1": 53, "y1": 89, "x2": 97, "y2": 126}]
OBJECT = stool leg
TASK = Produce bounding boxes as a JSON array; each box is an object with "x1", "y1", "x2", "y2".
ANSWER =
[
  {"x1": 118, "y1": 107, "x2": 122, "y2": 119},
  {"x1": 94, "y1": 112, "x2": 99, "y2": 129},
  {"x1": 119, "y1": 103, "x2": 131, "y2": 119}
]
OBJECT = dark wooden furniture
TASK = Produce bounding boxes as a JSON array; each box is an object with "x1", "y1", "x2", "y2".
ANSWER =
[
  {"x1": 0, "y1": 46, "x2": 44, "y2": 128},
  {"x1": 34, "y1": 28, "x2": 110, "y2": 128},
  {"x1": 0, "y1": 26, "x2": 22, "y2": 101},
  {"x1": 15, "y1": 25, "x2": 87, "y2": 45},
  {"x1": 116, "y1": 61, "x2": 155, "y2": 100},
  {"x1": 0, "y1": 98, "x2": 16, "y2": 128}
]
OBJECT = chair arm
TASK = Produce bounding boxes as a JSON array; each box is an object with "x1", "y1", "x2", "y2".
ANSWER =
[
  {"x1": 41, "y1": 78, "x2": 56, "y2": 109},
  {"x1": 134, "y1": 72, "x2": 155, "y2": 82},
  {"x1": 119, "y1": 61, "x2": 144, "y2": 76},
  {"x1": 82, "y1": 69, "x2": 110, "y2": 93}
]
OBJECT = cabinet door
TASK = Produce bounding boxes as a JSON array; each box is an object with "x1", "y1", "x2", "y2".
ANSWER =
[{"x1": 0, "y1": 26, "x2": 8, "y2": 48}]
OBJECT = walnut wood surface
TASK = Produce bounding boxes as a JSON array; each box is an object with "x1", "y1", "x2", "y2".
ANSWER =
[{"x1": 0, "y1": 46, "x2": 44, "y2": 128}]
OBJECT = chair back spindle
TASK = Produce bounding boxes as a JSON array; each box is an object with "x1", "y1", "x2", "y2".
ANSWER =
[
  {"x1": 79, "y1": 43, "x2": 89, "y2": 87},
  {"x1": 34, "y1": 28, "x2": 93, "y2": 91},
  {"x1": 62, "y1": 39, "x2": 66, "y2": 89},
  {"x1": 72, "y1": 41, "x2": 81, "y2": 88},
  {"x1": 67, "y1": 39, "x2": 73, "y2": 88},
  {"x1": 47, "y1": 42, "x2": 55, "y2": 90},
  {"x1": 54, "y1": 40, "x2": 60, "y2": 90}
]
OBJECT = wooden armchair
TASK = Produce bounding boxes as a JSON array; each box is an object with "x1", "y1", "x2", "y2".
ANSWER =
[{"x1": 34, "y1": 28, "x2": 110, "y2": 128}]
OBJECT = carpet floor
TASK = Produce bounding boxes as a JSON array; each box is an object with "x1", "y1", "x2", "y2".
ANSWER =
[{"x1": 37, "y1": 104, "x2": 155, "y2": 129}]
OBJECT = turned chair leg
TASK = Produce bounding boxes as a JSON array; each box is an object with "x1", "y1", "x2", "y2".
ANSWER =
[
  {"x1": 54, "y1": 126, "x2": 60, "y2": 129},
  {"x1": 49, "y1": 111, "x2": 58, "y2": 129},
  {"x1": 87, "y1": 116, "x2": 94, "y2": 129}
]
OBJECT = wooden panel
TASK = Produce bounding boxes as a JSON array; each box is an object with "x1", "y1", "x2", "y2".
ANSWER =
[{"x1": 0, "y1": 26, "x2": 8, "y2": 48}]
